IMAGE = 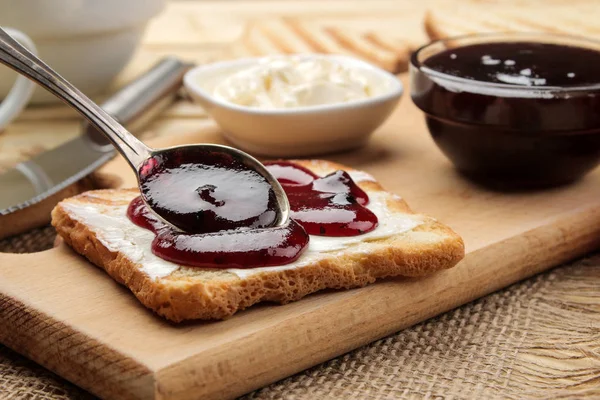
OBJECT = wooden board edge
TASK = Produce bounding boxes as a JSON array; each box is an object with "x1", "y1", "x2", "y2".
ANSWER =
[
  {"x1": 153, "y1": 204, "x2": 600, "y2": 400},
  {"x1": 0, "y1": 177, "x2": 96, "y2": 240},
  {"x1": 0, "y1": 293, "x2": 156, "y2": 400}
]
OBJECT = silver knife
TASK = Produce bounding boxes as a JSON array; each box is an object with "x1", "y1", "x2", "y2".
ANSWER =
[{"x1": 0, "y1": 57, "x2": 193, "y2": 216}]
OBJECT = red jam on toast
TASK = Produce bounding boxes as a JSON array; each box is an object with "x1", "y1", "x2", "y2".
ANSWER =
[{"x1": 127, "y1": 161, "x2": 378, "y2": 269}]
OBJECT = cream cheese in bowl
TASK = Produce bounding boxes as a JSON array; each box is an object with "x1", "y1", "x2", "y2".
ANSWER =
[
  {"x1": 183, "y1": 54, "x2": 403, "y2": 157},
  {"x1": 213, "y1": 56, "x2": 379, "y2": 109}
]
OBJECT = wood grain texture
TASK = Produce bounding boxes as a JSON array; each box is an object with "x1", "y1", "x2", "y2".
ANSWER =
[
  {"x1": 0, "y1": 293, "x2": 155, "y2": 400},
  {"x1": 2, "y1": 74, "x2": 600, "y2": 398}
]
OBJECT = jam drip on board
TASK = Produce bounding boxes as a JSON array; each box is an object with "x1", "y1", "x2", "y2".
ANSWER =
[
  {"x1": 127, "y1": 160, "x2": 378, "y2": 269},
  {"x1": 264, "y1": 161, "x2": 378, "y2": 236},
  {"x1": 127, "y1": 196, "x2": 309, "y2": 269}
]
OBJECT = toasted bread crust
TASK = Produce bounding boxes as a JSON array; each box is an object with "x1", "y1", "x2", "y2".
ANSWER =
[
  {"x1": 424, "y1": 0, "x2": 600, "y2": 41},
  {"x1": 229, "y1": 18, "x2": 410, "y2": 73},
  {"x1": 52, "y1": 160, "x2": 464, "y2": 322},
  {"x1": 423, "y1": 11, "x2": 444, "y2": 42}
]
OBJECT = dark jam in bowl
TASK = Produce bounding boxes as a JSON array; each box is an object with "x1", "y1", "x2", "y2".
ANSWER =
[
  {"x1": 411, "y1": 37, "x2": 600, "y2": 188},
  {"x1": 423, "y1": 42, "x2": 600, "y2": 87}
]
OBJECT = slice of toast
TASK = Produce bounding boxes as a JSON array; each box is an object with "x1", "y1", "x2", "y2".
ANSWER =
[
  {"x1": 364, "y1": 31, "x2": 411, "y2": 62},
  {"x1": 325, "y1": 27, "x2": 404, "y2": 73},
  {"x1": 241, "y1": 21, "x2": 286, "y2": 56},
  {"x1": 425, "y1": 0, "x2": 600, "y2": 41},
  {"x1": 51, "y1": 160, "x2": 464, "y2": 322},
  {"x1": 255, "y1": 19, "x2": 316, "y2": 54},
  {"x1": 225, "y1": 18, "x2": 411, "y2": 73}
]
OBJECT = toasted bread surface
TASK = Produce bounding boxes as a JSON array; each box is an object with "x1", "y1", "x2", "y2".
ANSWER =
[
  {"x1": 226, "y1": 18, "x2": 411, "y2": 73},
  {"x1": 325, "y1": 27, "x2": 403, "y2": 73},
  {"x1": 52, "y1": 160, "x2": 464, "y2": 322},
  {"x1": 425, "y1": 0, "x2": 600, "y2": 41}
]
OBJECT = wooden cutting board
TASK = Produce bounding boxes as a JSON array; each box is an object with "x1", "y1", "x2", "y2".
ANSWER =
[{"x1": 2, "y1": 79, "x2": 600, "y2": 400}]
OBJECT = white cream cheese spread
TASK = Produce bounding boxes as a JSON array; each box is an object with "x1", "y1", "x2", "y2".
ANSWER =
[
  {"x1": 213, "y1": 55, "x2": 382, "y2": 109},
  {"x1": 62, "y1": 174, "x2": 425, "y2": 280}
]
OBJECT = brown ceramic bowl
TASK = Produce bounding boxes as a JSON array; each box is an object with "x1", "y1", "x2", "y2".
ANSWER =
[{"x1": 410, "y1": 33, "x2": 600, "y2": 189}]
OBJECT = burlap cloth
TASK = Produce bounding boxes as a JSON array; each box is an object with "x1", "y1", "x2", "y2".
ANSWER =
[{"x1": 1, "y1": 228, "x2": 599, "y2": 400}]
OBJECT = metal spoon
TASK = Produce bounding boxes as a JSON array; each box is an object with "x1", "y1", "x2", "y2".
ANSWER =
[{"x1": 0, "y1": 27, "x2": 289, "y2": 232}]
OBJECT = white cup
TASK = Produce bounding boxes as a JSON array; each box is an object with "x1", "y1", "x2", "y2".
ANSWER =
[
  {"x1": 0, "y1": 0, "x2": 165, "y2": 104},
  {"x1": 0, "y1": 27, "x2": 36, "y2": 129}
]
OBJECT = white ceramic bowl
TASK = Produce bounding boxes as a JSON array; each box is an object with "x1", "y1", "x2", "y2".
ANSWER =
[
  {"x1": 183, "y1": 55, "x2": 403, "y2": 157},
  {"x1": 0, "y1": 0, "x2": 165, "y2": 104},
  {"x1": 0, "y1": 0, "x2": 164, "y2": 37}
]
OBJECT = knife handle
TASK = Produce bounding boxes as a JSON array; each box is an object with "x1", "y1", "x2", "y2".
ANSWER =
[{"x1": 85, "y1": 57, "x2": 194, "y2": 147}]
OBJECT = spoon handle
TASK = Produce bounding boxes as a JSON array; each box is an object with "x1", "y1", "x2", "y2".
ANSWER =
[{"x1": 0, "y1": 27, "x2": 151, "y2": 169}]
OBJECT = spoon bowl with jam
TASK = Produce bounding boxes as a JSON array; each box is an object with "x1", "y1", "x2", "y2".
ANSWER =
[{"x1": 411, "y1": 33, "x2": 600, "y2": 189}]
